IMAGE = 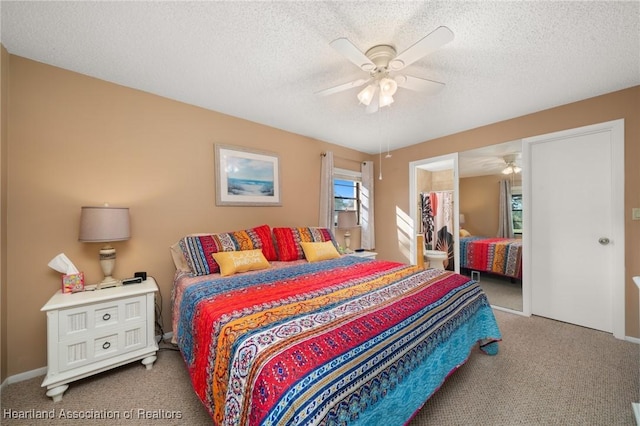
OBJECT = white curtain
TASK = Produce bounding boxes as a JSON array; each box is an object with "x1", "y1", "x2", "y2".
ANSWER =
[
  {"x1": 319, "y1": 152, "x2": 334, "y2": 229},
  {"x1": 497, "y1": 179, "x2": 514, "y2": 238},
  {"x1": 360, "y1": 161, "x2": 375, "y2": 249}
]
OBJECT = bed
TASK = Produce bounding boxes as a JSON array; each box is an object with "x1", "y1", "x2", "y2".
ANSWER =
[
  {"x1": 171, "y1": 225, "x2": 501, "y2": 425},
  {"x1": 459, "y1": 236, "x2": 522, "y2": 280}
]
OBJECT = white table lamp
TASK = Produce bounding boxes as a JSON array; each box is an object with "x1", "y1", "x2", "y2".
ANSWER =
[
  {"x1": 79, "y1": 205, "x2": 130, "y2": 289},
  {"x1": 337, "y1": 210, "x2": 358, "y2": 253}
]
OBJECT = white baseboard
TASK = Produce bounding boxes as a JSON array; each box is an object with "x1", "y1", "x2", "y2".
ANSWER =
[
  {"x1": 491, "y1": 305, "x2": 530, "y2": 317},
  {"x1": 1, "y1": 366, "x2": 47, "y2": 393},
  {"x1": 0, "y1": 331, "x2": 176, "y2": 392},
  {"x1": 626, "y1": 335, "x2": 640, "y2": 345}
]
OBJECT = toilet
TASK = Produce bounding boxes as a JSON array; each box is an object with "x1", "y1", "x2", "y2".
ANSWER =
[{"x1": 424, "y1": 250, "x2": 448, "y2": 270}]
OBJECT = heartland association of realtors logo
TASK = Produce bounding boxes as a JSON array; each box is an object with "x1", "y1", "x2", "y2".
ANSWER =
[{"x1": 3, "y1": 408, "x2": 183, "y2": 420}]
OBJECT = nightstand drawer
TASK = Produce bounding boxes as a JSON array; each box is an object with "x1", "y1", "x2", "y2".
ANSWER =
[
  {"x1": 58, "y1": 295, "x2": 147, "y2": 339},
  {"x1": 58, "y1": 322, "x2": 148, "y2": 372}
]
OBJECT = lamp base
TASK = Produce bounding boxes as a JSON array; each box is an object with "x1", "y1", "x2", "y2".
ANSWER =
[
  {"x1": 97, "y1": 276, "x2": 121, "y2": 290},
  {"x1": 98, "y1": 245, "x2": 121, "y2": 290},
  {"x1": 343, "y1": 230, "x2": 352, "y2": 253}
]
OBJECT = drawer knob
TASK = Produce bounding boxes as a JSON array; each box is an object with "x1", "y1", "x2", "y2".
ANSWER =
[
  {"x1": 102, "y1": 313, "x2": 111, "y2": 321},
  {"x1": 102, "y1": 341, "x2": 111, "y2": 350}
]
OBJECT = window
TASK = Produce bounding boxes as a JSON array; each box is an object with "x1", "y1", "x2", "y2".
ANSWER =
[
  {"x1": 511, "y1": 192, "x2": 522, "y2": 234},
  {"x1": 333, "y1": 168, "x2": 362, "y2": 226}
]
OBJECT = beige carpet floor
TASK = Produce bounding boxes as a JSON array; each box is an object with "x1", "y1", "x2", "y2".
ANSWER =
[
  {"x1": 2, "y1": 310, "x2": 638, "y2": 425},
  {"x1": 474, "y1": 272, "x2": 523, "y2": 312}
]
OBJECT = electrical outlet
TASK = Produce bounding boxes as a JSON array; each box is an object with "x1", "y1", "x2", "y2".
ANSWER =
[{"x1": 633, "y1": 208, "x2": 640, "y2": 220}]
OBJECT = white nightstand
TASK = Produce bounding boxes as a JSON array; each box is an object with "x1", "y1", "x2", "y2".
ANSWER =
[
  {"x1": 348, "y1": 251, "x2": 378, "y2": 260},
  {"x1": 41, "y1": 278, "x2": 159, "y2": 402}
]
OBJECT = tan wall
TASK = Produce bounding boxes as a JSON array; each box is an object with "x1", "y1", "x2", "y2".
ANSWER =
[
  {"x1": 416, "y1": 169, "x2": 431, "y2": 193},
  {"x1": 459, "y1": 175, "x2": 502, "y2": 237},
  {"x1": 459, "y1": 174, "x2": 522, "y2": 237},
  {"x1": 5, "y1": 55, "x2": 370, "y2": 376},
  {"x1": 459, "y1": 175, "x2": 522, "y2": 238},
  {"x1": 375, "y1": 85, "x2": 640, "y2": 338},
  {"x1": 416, "y1": 169, "x2": 454, "y2": 193},
  {"x1": 432, "y1": 170, "x2": 454, "y2": 191},
  {"x1": 1, "y1": 45, "x2": 9, "y2": 382}
]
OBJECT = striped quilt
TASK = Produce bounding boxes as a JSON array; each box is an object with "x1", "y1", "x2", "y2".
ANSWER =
[
  {"x1": 173, "y1": 256, "x2": 501, "y2": 425},
  {"x1": 460, "y1": 236, "x2": 523, "y2": 279}
]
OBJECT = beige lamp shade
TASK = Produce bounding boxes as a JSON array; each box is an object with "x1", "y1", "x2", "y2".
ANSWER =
[
  {"x1": 337, "y1": 210, "x2": 358, "y2": 229},
  {"x1": 79, "y1": 206, "x2": 130, "y2": 289},
  {"x1": 79, "y1": 206, "x2": 130, "y2": 242}
]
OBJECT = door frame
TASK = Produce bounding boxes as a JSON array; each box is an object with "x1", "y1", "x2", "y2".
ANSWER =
[
  {"x1": 408, "y1": 153, "x2": 460, "y2": 271},
  {"x1": 522, "y1": 119, "x2": 625, "y2": 338}
]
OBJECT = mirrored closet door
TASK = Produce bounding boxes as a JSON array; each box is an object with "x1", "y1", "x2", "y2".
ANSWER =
[{"x1": 458, "y1": 140, "x2": 523, "y2": 312}]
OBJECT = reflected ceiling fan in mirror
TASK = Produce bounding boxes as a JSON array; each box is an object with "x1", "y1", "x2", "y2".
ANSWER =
[
  {"x1": 502, "y1": 154, "x2": 522, "y2": 175},
  {"x1": 316, "y1": 26, "x2": 454, "y2": 113}
]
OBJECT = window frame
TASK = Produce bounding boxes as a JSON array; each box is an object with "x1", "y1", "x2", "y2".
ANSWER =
[
  {"x1": 511, "y1": 186, "x2": 523, "y2": 235},
  {"x1": 333, "y1": 168, "x2": 362, "y2": 226}
]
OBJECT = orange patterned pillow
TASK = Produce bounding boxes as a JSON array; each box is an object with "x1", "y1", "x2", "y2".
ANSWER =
[
  {"x1": 178, "y1": 224, "x2": 276, "y2": 275},
  {"x1": 273, "y1": 227, "x2": 339, "y2": 261}
]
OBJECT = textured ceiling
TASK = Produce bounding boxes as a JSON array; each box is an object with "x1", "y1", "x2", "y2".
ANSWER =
[{"x1": 1, "y1": 1, "x2": 639, "y2": 154}]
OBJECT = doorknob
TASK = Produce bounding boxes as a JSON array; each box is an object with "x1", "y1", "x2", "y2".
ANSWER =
[{"x1": 598, "y1": 237, "x2": 610, "y2": 245}]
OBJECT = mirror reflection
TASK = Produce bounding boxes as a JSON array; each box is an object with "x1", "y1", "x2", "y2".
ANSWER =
[{"x1": 458, "y1": 140, "x2": 523, "y2": 312}]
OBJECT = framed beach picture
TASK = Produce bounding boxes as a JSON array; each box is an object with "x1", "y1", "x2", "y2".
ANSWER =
[{"x1": 214, "y1": 144, "x2": 281, "y2": 206}]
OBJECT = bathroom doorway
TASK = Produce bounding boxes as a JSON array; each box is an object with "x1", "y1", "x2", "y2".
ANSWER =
[{"x1": 409, "y1": 153, "x2": 460, "y2": 274}]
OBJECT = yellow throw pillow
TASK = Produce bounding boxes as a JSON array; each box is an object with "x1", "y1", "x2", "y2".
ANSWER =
[
  {"x1": 211, "y1": 249, "x2": 270, "y2": 277},
  {"x1": 460, "y1": 228, "x2": 471, "y2": 237},
  {"x1": 300, "y1": 241, "x2": 341, "y2": 262}
]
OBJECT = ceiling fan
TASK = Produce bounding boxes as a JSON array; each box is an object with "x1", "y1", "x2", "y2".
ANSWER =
[
  {"x1": 316, "y1": 26, "x2": 454, "y2": 113},
  {"x1": 502, "y1": 154, "x2": 522, "y2": 175}
]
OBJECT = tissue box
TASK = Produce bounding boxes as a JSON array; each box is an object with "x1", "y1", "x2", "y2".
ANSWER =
[{"x1": 62, "y1": 272, "x2": 85, "y2": 293}]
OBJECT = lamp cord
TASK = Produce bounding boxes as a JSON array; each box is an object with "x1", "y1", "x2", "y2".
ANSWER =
[{"x1": 153, "y1": 277, "x2": 179, "y2": 352}]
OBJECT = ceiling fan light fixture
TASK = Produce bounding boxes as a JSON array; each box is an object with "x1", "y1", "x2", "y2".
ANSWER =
[
  {"x1": 379, "y1": 77, "x2": 398, "y2": 96},
  {"x1": 379, "y1": 93, "x2": 394, "y2": 108},
  {"x1": 502, "y1": 162, "x2": 521, "y2": 175},
  {"x1": 321, "y1": 27, "x2": 454, "y2": 115},
  {"x1": 357, "y1": 84, "x2": 377, "y2": 106}
]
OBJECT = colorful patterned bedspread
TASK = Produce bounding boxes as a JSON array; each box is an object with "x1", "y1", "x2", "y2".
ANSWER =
[
  {"x1": 460, "y1": 236, "x2": 522, "y2": 279},
  {"x1": 173, "y1": 256, "x2": 501, "y2": 425}
]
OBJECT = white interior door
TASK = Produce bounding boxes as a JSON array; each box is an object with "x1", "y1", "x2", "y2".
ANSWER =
[{"x1": 524, "y1": 120, "x2": 624, "y2": 336}]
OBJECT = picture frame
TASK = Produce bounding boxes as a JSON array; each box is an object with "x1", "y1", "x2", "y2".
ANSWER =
[{"x1": 214, "y1": 144, "x2": 281, "y2": 206}]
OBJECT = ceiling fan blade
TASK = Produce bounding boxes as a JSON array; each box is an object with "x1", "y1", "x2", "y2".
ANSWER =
[
  {"x1": 396, "y1": 75, "x2": 445, "y2": 94},
  {"x1": 389, "y1": 26, "x2": 454, "y2": 70},
  {"x1": 330, "y1": 38, "x2": 376, "y2": 71},
  {"x1": 315, "y1": 78, "x2": 369, "y2": 97}
]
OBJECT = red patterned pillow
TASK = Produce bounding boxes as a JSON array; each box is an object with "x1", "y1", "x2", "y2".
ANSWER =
[
  {"x1": 273, "y1": 227, "x2": 339, "y2": 261},
  {"x1": 179, "y1": 224, "x2": 276, "y2": 275}
]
